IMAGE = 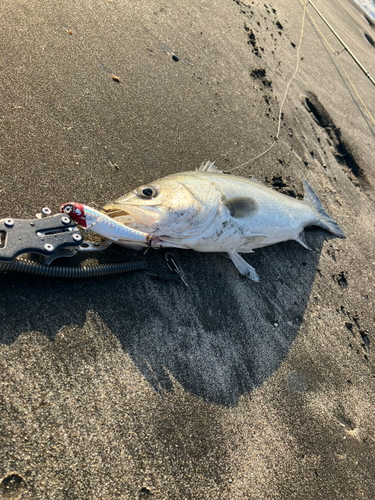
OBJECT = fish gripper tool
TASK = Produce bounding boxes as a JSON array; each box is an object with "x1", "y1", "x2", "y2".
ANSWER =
[{"x1": 0, "y1": 210, "x2": 83, "y2": 265}]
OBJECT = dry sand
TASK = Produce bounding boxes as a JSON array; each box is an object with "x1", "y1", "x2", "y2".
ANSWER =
[{"x1": 0, "y1": 0, "x2": 374, "y2": 498}]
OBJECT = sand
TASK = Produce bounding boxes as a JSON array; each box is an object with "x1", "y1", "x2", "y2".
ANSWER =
[{"x1": 0, "y1": 0, "x2": 374, "y2": 498}]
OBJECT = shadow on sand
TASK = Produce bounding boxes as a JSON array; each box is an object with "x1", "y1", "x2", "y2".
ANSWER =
[{"x1": 0, "y1": 228, "x2": 329, "y2": 406}]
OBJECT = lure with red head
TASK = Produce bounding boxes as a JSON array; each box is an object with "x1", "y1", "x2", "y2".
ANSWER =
[
  {"x1": 60, "y1": 201, "x2": 153, "y2": 246},
  {"x1": 60, "y1": 203, "x2": 88, "y2": 227}
]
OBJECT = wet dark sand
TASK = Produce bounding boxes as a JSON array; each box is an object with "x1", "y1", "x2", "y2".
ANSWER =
[{"x1": 1, "y1": 0, "x2": 374, "y2": 498}]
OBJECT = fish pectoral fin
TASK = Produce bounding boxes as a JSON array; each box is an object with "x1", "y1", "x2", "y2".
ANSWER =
[
  {"x1": 224, "y1": 197, "x2": 259, "y2": 219},
  {"x1": 228, "y1": 251, "x2": 259, "y2": 282},
  {"x1": 295, "y1": 230, "x2": 311, "y2": 250}
]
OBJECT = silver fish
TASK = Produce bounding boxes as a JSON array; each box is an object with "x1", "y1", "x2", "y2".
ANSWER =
[{"x1": 103, "y1": 161, "x2": 345, "y2": 281}]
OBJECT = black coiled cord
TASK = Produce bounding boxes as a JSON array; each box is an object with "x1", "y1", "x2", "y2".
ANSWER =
[{"x1": 0, "y1": 258, "x2": 147, "y2": 278}]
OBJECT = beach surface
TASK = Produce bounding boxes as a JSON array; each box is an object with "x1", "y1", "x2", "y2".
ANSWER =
[{"x1": 1, "y1": 0, "x2": 374, "y2": 498}]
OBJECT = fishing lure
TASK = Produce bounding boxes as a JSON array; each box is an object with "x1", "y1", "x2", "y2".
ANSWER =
[{"x1": 60, "y1": 202, "x2": 152, "y2": 247}]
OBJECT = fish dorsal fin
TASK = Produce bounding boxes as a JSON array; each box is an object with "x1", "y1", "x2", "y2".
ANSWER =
[
  {"x1": 224, "y1": 197, "x2": 259, "y2": 219},
  {"x1": 198, "y1": 161, "x2": 221, "y2": 173}
]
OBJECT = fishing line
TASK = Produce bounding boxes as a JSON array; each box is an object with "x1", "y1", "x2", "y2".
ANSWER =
[
  {"x1": 225, "y1": 0, "x2": 309, "y2": 174},
  {"x1": 301, "y1": 0, "x2": 375, "y2": 126}
]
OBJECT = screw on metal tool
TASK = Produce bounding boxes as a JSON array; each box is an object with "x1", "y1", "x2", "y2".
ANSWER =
[
  {"x1": 41, "y1": 207, "x2": 52, "y2": 218},
  {"x1": 61, "y1": 216, "x2": 71, "y2": 225},
  {"x1": 0, "y1": 213, "x2": 85, "y2": 263},
  {"x1": 4, "y1": 219, "x2": 14, "y2": 227},
  {"x1": 72, "y1": 233, "x2": 82, "y2": 242}
]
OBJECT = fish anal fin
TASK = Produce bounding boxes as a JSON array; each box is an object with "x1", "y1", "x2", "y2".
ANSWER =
[
  {"x1": 198, "y1": 161, "x2": 221, "y2": 173},
  {"x1": 224, "y1": 197, "x2": 259, "y2": 219},
  {"x1": 228, "y1": 251, "x2": 259, "y2": 281},
  {"x1": 237, "y1": 235, "x2": 269, "y2": 252},
  {"x1": 295, "y1": 230, "x2": 311, "y2": 250}
]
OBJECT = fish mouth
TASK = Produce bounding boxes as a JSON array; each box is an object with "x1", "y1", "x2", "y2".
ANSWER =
[{"x1": 104, "y1": 203, "x2": 162, "y2": 227}]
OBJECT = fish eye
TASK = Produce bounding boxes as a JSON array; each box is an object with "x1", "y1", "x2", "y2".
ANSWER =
[
  {"x1": 138, "y1": 186, "x2": 157, "y2": 198},
  {"x1": 63, "y1": 204, "x2": 73, "y2": 214}
]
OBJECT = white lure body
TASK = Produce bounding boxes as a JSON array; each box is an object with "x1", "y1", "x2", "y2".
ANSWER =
[{"x1": 60, "y1": 202, "x2": 151, "y2": 246}]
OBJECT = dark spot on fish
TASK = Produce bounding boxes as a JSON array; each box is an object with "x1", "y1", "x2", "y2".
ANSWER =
[
  {"x1": 224, "y1": 197, "x2": 258, "y2": 219},
  {"x1": 172, "y1": 54, "x2": 179, "y2": 62}
]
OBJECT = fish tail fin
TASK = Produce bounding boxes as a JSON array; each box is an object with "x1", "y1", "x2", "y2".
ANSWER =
[{"x1": 303, "y1": 180, "x2": 346, "y2": 238}]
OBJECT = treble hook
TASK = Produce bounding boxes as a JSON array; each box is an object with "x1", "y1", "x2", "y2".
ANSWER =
[{"x1": 164, "y1": 252, "x2": 189, "y2": 287}]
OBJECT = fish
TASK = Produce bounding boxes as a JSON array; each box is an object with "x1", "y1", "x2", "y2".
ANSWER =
[
  {"x1": 103, "y1": 161, "x2": 345, "y2": 281},
  {"x1": 60, "y1": 202, "x2": 152, "y2": 247}
]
